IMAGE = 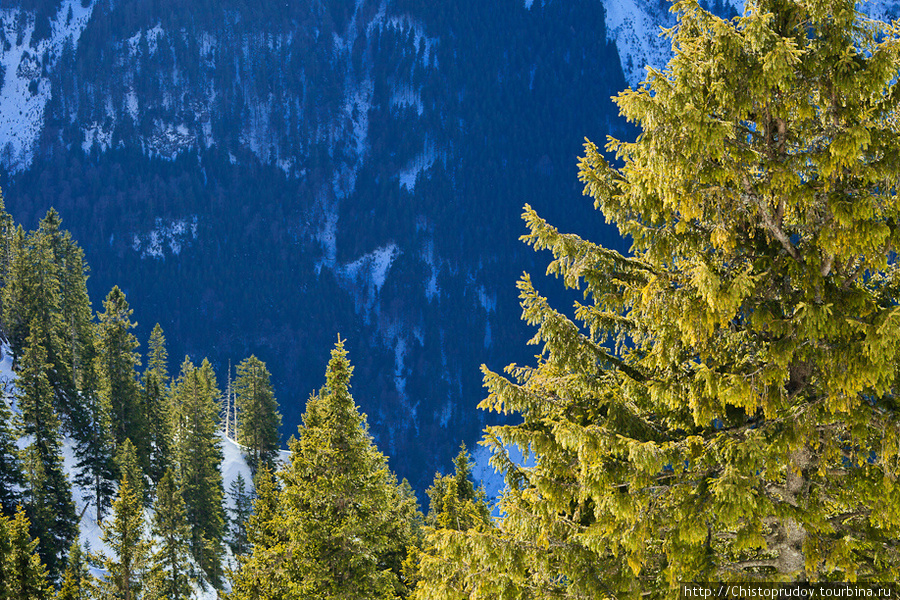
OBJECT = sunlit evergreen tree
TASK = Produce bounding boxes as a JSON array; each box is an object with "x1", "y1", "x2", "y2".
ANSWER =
[
  {"x1": 0, "y1": 507, "x2": 50, "y2": 600},
  {"x1": 171, "y1": 357, "x2": 225, "y2": 588},
  {"x1": 143, "y1": 323, "x2": 171, "y2": 484},
  {"x1": 229, "y1": 341, "x2": 422, "y2": 599},
  {"x1": 234, "y1": 356, "x2": 282, "y2": 474},
  {"x1": 98, "y1": 477, "x2": 150, "y2": 600},
  {"x1": 56, "y1": 541, "x2": 94, "y2": 600},
  {"x1": 149, "y1": 469, "x2": 194, "y2": 600},
  {"x1": 96, "y1": 286, "x2": 146, "y2": 463},
  {"x1": 17, "y1": 326, "x2": 77, "y2": 583},
  {"x1": 424, "y1": 0, "x2": 900, "y2": 596}
]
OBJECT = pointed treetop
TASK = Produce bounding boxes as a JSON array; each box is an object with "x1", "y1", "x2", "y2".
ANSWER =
[
  {"x1": 38, "y1": 208, "x2": 62, "y2": 235},
  {"x1": 147, "y1": 324, "x2": 168, "y2": 377},
  {"x1": 100, "y1": 286, "x2": 136, "y2": 329},
  {"x1": 324, "y1": 336, "x2": 353, "y2": 404}
]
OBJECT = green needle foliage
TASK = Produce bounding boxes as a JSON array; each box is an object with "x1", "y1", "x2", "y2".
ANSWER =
[
  {"x1": 18, "y1": 326, "x2": 77, "y2": 584},
  {"x1": 170, "y1": 358, "x2": 226, "y2": 588},
  {"x1": 0, "y1": 507, "x2": 50, "y2": 600},
  {"x1": 229, "y1": 339, "x2": 421, "y2": 600},
  {"x1": 56, "y1": 541, "x2": 95, "y2": 600},
  {"x1": 422, "y1": 0, "x2": 900, "y2": 597},
  {"x1": 234, "y1": 356, "x2": 282, "y2": 475},
  {"x1": 149, "y1": 469, "x2": 194, "y2": 600},
  {"x1": 98, "y1": 478, "x2": 151, "y2": 600}
]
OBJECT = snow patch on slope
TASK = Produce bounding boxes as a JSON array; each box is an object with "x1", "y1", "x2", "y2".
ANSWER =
[
  {"x1": 0, "y1": 0, "x2": 95, "y2": 172},
  {"x1": 338, "y1": 244, "x2": 400, "y2": 315},
  {"x1": 603, "y1": 0, "x2": 676, "y2": 87},
  {"x1": 399, "y1": 143, "x2": 437, "y2": 191},
  {"x1": 391, "y1": 84, "x2": 423, "y2": 116},
  {"x1": 131, "y1": 216, "x2": 199, "y2": 259},
  {"x1": 860, "y1": 0, "x2": 900, "y2": 20}
]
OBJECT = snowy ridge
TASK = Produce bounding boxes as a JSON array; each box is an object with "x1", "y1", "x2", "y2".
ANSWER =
[{"x1": 0, "y1": 0, "x2": 95, "y2": 172}]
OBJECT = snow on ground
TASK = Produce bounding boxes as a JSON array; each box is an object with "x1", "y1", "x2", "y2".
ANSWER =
[
  {"x1": 0, "y1": 343, "x2": 14, "y2": 391},
  {"x1": 337, "y1": 243, "x2": 400, "y2": 316},
  {"x1": 422, "y1": 239, "x2": 439, "y2": 301},
  {"x1": 81, "y1": 123, "x2": 113, "y2": 153},
  {"x1": 220, "y1": 432, "x2": 253, "y2": 514},
  {"x1": 131, "y1": 216, "x2": 199, "y2": 259},
  {"x1": 603, "y1": 0, "x2": 676, "y2": 88},
  {"x1": 2, "y1": 341, "x2": 254, "y2": 599},
  {"x1": 399, "y1": 144, "x2": 437, "y2": 191},
  {"x1": 0, "y1": 0, "x2": 95, "y2": 172},
  {"x1": 346, "y1": 78, "x2": 374, "y2": 160},
  {"x1": 861, "y1": 0, "x2": 900, "y2": 20}
]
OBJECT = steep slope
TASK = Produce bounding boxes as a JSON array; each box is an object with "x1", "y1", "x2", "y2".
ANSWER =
[{"x1": 3, "y1": 0, "x2": 892, "y2": 492}]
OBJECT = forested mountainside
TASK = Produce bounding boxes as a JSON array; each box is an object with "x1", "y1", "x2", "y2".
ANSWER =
[
  {"x1": 0, "y1": 0, "x2": 634, "y2": 492},
  {"x1": 3, "y1": 0, "x2": 900, "y2": 597},
  {"x1": 0, "y1": 0, "x2": 897, "y2": 495}
]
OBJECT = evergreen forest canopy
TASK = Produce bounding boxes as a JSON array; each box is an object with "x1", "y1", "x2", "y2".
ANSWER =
[{"x1": 2, "y1": 0, "x2": 900, "y2": 598}]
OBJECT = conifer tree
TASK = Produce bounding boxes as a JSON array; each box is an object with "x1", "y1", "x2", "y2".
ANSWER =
[
  {"x1": 35, "y1": 209, "x2": 94, "y2": 434},
  {"x1": 233, "y1": 356, "x2": 282, "y2": 474},
  {"x1": 227, "y1": 467, "x2": 288, "y2": 600},
  {"x1": 17, "y1": 326, "x2": 77, "y2": 583},
  {"x1": 116, "y1": 438, "x2": 147, "y2": 507},
  {"x1": 149, "y1": 469, "x2": 194, "y2": 600},
  {"x1": 0, "y1": 190, "x2": 14, "y2": 272},
  {"x1": 72, "y1": 375, "x2": 116, "y2": 525},
  {"x1": 96, "y1": 286, "x2": 146, "y2": 462},
  {"x1": 143, "y1": 324, "x2": 171, "y2": 484},
  {"x1": 0, "y1": 384, "x2": 23, "y2": 517},
  {"x1": 259, "y1": 340, "x2": 420, "y2": 599},
  {"x1": 98, "y1": 477, "x2": 150, "y2": 600},
  {"x1": 432, "y1": 0, "x2": 900, "y2": 596},
  {"x1": 56, "y1": 541, "x2": 94, "y2": 600},
  {"x1": 0, "y1": 507, "x2": 51, "y2": 600},
  {"x1": 424, "y1": 445, "x2": 490, "y2": 532},
  {"x1": 408, "y1": 446, "x2": 491, "y2": 599},
  {"x1": 226, "y1": 472, "x2": 253, "y2": 558},
  {"x1": 171, "y1": 358, "x2": 225, "y2": 588},
  {"x1": 2, "y1": 227, "x2": 61, "y2": 368}
]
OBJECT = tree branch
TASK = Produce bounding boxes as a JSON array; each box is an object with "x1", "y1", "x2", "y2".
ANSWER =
[{"x1": 742, "y1": 176, "x2": 802, "y2": 263}]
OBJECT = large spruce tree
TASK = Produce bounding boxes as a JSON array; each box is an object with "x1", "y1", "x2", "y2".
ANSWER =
[
  {"x1": 143, "y1": 323, "x2": 171, "y2": 484},
  {"x1": 96, "y1": 286, "x2": 146, "y2": 462},
  {"x1": 233, "y1": 355, "x2": 282, "y2": 474},
  {"x1": 170, "y1": 357, "x2": 225, "y2": 588},
  {"x1": 229, "y1": 340, "x2": 421, "y2": 599},
  {"x1": 423, "y1": 0, "x2": 900, "y2": 597},
  {"x1": 98, "y1": 478, "x2": 151, "y2": 600},
  {"x1": 17, "y1": 326, "x2": 77, "y2": 583}
]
